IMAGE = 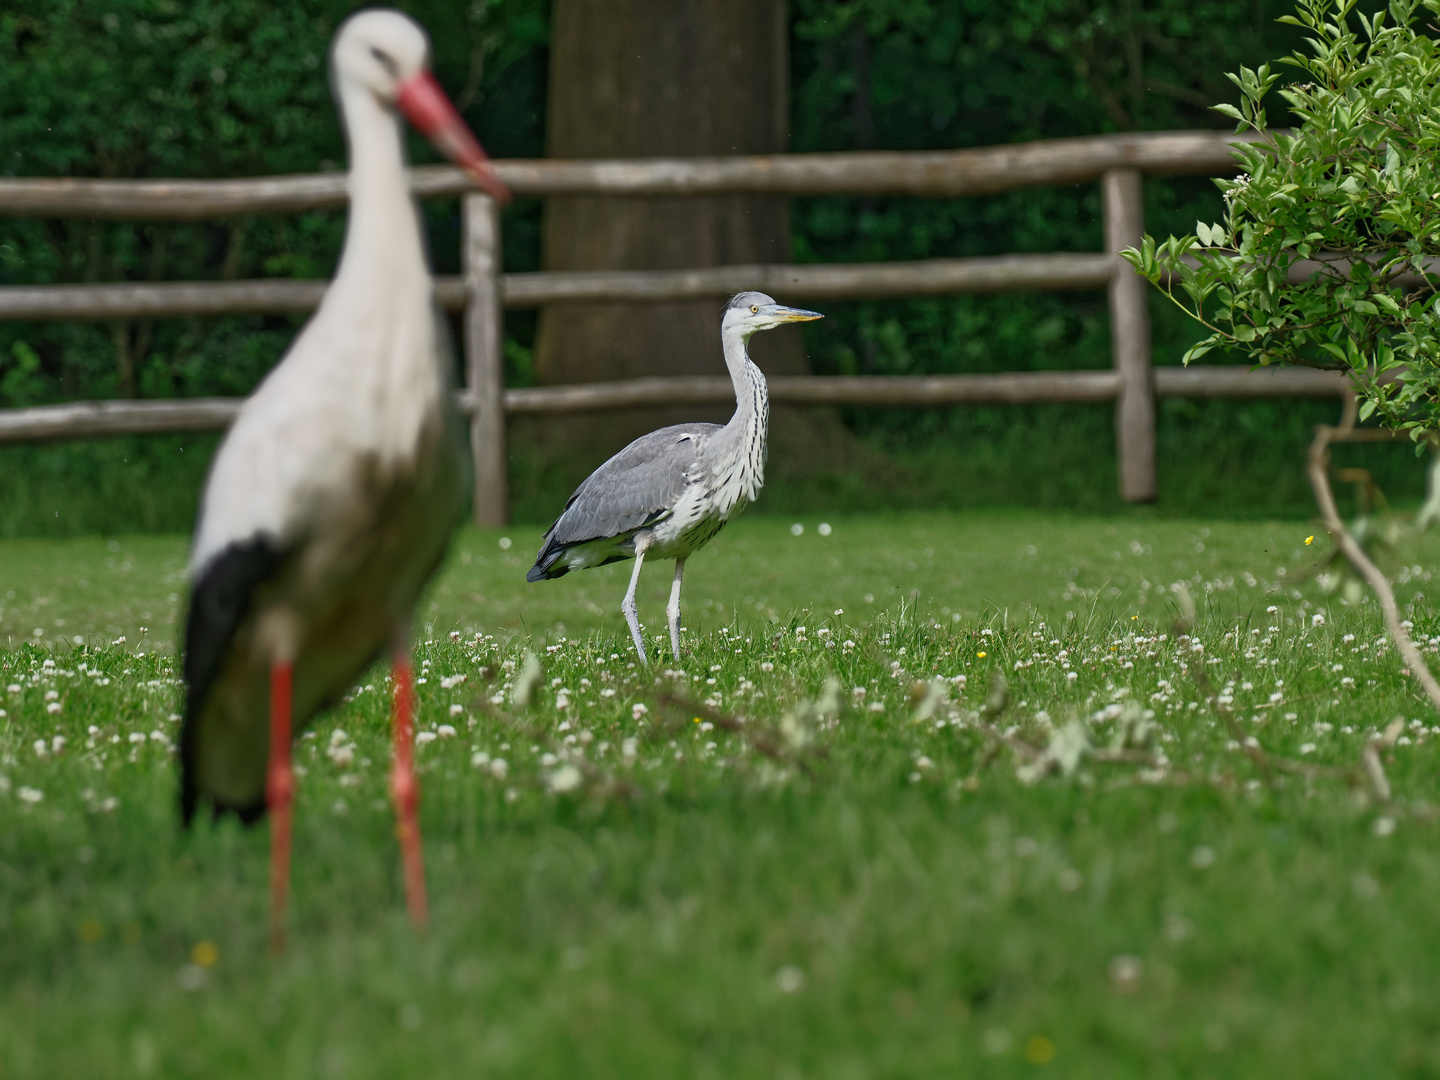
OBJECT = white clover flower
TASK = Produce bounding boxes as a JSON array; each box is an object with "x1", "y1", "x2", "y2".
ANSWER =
[
  {"x1": 632, "y1": 703, "x2": 648, "y2": 720},
  {"x1": 489, "y1": 758, "x2": 509, "y2": 779},
  {"x1": 790, "y1": 523, "x2": 804, "y2": 536},
  {"x1": 546, "y1": 764, "x2": 583, "y2": 794},
  {"x1": 18, "y1": 787, "x2": 43, "y2": 804},
  {"x1": 438, "y1": 725, "x2": 457, "y2": 738},
  {"x1": 415, "y1": 731, "x2": 437, "y2": 746}
]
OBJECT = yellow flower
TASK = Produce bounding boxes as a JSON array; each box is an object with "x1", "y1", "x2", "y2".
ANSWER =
[
  {"x1": 190, "y1": 941, "x2": 219, "y2": 968},
  {"x1": 977, "y1": 651, "x2": 987, "y2": 659},
  {"x1": 1305, "y1": 535, "x2": 1314, "y2": 545},
  {"x1": 693, "y1": 717, "x2": 702, "y2": 724},
  {"x1": 1024, "y1": 1035, "x2": 1056, "y2": 1064}
]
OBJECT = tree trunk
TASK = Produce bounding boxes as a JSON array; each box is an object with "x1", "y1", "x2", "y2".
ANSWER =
[{"x1": 535, "y1": 0, "x2": 808, "y2": 397}]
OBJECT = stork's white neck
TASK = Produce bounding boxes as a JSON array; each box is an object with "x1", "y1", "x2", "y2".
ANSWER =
[{"x1": 334, "y1": 78, "x2": 428, "y2": 291}]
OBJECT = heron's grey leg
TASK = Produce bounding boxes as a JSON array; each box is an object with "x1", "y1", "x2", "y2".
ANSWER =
[
  {"x1": 667, "y1": 558, "x2": 686, "y2": 660},
  {"x1": 622, "y1": 549, "x2": 649, "y2": 663}
]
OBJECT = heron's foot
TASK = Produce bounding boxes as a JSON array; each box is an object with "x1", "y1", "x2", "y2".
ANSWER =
[
  {"x1": 623, "y1": 606, "x2": 649, "y2": 664},
  {"x1": 667, "y1": 606, "x2": 682, "y2": 660}
]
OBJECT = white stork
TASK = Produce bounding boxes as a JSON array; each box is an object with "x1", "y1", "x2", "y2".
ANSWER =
[{"x1": 179, "y1": 8, "x2": 509, "y2": 948}]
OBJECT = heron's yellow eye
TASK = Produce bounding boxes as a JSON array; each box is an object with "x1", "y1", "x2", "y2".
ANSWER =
[{"x1": 750, "y1": 305, "x2": 759, "y2": 313}]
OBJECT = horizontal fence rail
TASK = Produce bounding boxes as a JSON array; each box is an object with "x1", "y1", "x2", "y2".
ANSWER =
[
  {"x1": 0, "y1": 127, "x2": 1372, "y2": 521},
  {"x1": 5, "y1": 252, "x2": 1432, "y2": 322},
  {"x1": 0, "y1": 130, "x2": 1261, "y2": 219},
  {"x1": 0, "y1": 367, "x2": 1349, "y2": 444},
  {"x1": 0, "y1": 255, "x2": 1115, "y2": 321}
]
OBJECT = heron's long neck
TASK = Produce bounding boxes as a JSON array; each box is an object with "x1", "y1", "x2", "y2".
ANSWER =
[
  {"x1": 333, "y1": 81, "x2": 429, "y2": 296},
  {"x1": 720, "y1": 329, "x2": 770, "y2": 492}
]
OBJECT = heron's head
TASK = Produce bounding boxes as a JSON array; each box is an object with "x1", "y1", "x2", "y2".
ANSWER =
[
  {"x1": 332, "y1": 9, "x2": 510, "y2": 203},
  {"x1": 721, "y1": 292, "x2": 824, "y2": 339}
]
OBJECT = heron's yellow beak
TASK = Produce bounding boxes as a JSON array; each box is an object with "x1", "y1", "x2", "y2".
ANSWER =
[{"x1": 761, "y1": 304, "x2": 824, "y2": 322}]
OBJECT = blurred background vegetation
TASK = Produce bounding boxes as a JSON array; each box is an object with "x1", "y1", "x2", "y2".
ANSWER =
[{"x1": 0, "y1": 0, "x2": 1416, "y2": 535}]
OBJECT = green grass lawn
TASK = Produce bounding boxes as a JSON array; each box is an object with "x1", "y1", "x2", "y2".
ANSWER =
[{"x1": 4, "y1": 510, "x2": 1440, "y2": 1077}]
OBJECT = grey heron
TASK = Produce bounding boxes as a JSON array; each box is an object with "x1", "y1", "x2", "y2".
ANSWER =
[
  {"x1": 180, "y1": 8, "x2": 509, "y2": 948},
  {"x1": 526, "y1": 293, "x2": 822, "y2": 662}
]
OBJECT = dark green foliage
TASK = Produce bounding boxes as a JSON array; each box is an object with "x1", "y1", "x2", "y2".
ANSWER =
[
  {"x1": 1126, "y1": 0, "x2": 1440, "y2": 441},
  {"x1": 0, "y1": 0, "x2": 546, "y2": 406},
  {"x1": 0, "y1": 0, "x2": 1399, "y2": 532}
]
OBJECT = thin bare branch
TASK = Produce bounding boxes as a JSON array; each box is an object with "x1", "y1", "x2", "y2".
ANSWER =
[{"x1": 1308, "y1": 422, "x2": 1440, "y2": 714}]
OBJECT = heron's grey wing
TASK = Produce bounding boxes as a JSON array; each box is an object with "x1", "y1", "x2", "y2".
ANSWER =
[{"x1": 528, "y1": 424, "x2": 718, "y2": 578}]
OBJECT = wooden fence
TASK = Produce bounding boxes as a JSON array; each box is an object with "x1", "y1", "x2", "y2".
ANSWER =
[{"x1": 0, "y1": 129, "x2": 1351, "y2": 525}]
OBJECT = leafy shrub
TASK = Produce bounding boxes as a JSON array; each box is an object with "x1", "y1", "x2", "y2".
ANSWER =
[{"x1": 1125, "y1": 0, "x2": 1440, "y2": 441}]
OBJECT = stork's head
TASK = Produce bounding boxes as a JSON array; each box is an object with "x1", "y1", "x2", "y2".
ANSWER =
[
  {"x1": 721, "y1": 292, "x2": 824, "y2": 340},
  {"x1": 332, "y1": 9, "x2": 510, "y2": 204}
]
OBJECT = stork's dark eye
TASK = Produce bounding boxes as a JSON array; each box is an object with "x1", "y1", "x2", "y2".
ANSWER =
[
  {"x1": 369, "y1": 46, "x2": 399, "y2": 76},
  {"x1": 750, "y1": 305, "x2": 759, "y2": 313}
]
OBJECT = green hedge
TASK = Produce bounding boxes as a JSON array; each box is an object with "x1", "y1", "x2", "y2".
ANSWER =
[{"x1": 3, "y1": 0, "x2": 1406, "y2": 532}]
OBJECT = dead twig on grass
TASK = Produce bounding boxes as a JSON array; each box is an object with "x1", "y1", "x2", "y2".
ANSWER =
[
  {"x1": 1191, "y1": 656, "x2": 1402, "y2": 803},
  {"x1": 1309, "y1": 418, "x2": 1440, "y2": 715},
  {"x1": 1363, "y1": 721, "x2": 1405, "y2": 803},
  {"x1": 653, "y1": 688, "x2": 830, "y2": 775},
  {"x1": 965, "y1": 675, "x2": 1173, "y2": 786}
]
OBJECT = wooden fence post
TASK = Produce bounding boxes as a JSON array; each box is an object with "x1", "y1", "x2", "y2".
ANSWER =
[
  {"x1": 1102, "y1": 168, "x2": 1156, "y2": 503},
  {"x1": 463, "y1": 192, "x2": 509, "y2": 526}
]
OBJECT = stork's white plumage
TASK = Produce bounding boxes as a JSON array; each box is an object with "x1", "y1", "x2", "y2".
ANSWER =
[{"x1": 180, "y1": 8, "x2": 508, "y2": 947}]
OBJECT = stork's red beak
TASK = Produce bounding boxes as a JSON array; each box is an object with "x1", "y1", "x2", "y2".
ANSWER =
[{"x1": 396, "y1": 71, "x2": 511, "y2": 205}]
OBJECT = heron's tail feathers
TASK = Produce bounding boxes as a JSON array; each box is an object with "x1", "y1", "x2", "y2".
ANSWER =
[{"x1": 526, "y1": 549, "x2": 569, "y2": 582}]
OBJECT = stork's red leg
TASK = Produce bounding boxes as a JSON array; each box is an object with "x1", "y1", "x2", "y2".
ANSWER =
[
  {"x1": 390, "y1": 654, "x2": 429, "y2": 928},
  {"x1": 267, "y1": 659, "x2": 295, "y2": 954}
]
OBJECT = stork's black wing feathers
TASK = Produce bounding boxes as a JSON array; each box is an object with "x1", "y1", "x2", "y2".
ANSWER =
[{"x1": 180, "y1": 537, "x2": 286, "y2": 825}]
